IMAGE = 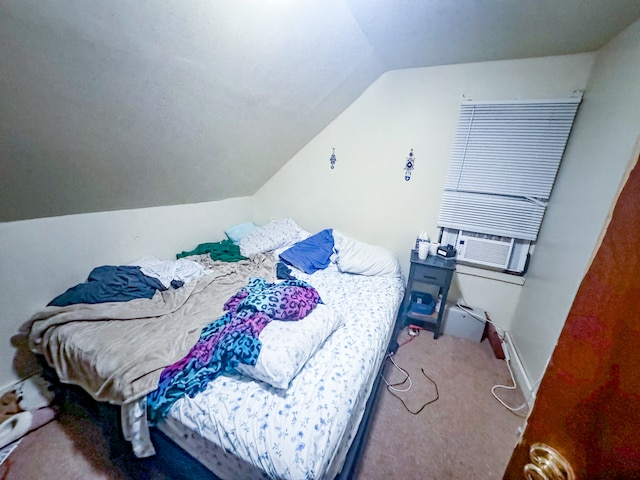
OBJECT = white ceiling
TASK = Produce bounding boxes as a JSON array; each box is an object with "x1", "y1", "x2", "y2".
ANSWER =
[{"x1": 2, "y1": 0, "x2": 640, "y2": 221}]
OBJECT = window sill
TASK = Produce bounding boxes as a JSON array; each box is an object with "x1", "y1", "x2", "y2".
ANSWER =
[{"x1": 455, "y1": 264, "x2": 526, "y2": 286}]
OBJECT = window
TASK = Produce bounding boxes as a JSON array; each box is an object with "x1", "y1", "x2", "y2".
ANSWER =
[{"x1": 437, "y1": 93, "x2": 582, "y2": 274}]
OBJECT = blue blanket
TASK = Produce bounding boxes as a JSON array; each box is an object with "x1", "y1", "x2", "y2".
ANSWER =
[
  {"x1": 279, "y1": 228, "x2": 334, "y2": 274},
  {"x1": 48, "y1": 265, "x2": 167, "y2": 307}
]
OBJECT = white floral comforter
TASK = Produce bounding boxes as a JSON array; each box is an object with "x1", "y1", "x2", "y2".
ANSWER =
[{"x1": 158, "y1": 263, "x2": 404, "y2": 480}]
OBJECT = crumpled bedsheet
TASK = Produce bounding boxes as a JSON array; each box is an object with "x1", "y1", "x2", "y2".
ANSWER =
[{"x1": 21, "y1": 254, "x2": 278, "y2": 407}]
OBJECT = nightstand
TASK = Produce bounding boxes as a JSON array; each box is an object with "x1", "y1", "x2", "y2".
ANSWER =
[{"x1": 391, "y1": 250, "x2": 455, "y2": 350}]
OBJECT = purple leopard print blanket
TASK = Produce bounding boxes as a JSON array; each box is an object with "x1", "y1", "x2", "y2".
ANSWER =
[{"x1": 147, "y1": 277, "x2": 322, "y2": 423}]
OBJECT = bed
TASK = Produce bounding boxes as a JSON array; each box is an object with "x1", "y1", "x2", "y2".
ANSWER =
[{"x1": 20, "y1": 219, "x2": 405, "y2": 479}]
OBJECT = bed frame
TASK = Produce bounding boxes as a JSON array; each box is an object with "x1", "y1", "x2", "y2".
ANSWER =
[{"x1": 43, "y1": 311, "x2": 401, "y2": 480}]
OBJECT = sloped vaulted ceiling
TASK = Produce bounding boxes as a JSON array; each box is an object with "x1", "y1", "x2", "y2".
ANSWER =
[{"x1": 2, "y1": 0, "x2": 640, "y2": 222}]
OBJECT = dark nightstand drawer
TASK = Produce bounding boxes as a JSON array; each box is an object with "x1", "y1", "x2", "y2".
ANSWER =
[{"x1": 412, "y1": 264, "x2": 450, "y2": 285}]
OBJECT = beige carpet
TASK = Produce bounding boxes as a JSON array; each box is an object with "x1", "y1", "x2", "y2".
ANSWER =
[
  {"x1": 1, "y1": 330, "x2": 526, "y2": 479},
  {"x1": 0, "y1": 401, "x2": 132, "y2": 480},
  {"x1": 355, "y1": 330, "x2": 527, "y2": 479}
]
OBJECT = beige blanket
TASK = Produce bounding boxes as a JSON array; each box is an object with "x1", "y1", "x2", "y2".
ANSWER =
[{"x1": 22, "y1": 254, "x2": 278, "y2": 405}]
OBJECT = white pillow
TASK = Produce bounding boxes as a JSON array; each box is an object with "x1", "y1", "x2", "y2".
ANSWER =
[
  {"x1": 333, "y1": 230, "x2": 402, "y2": 277},
  {"x1": 235, "y1": 304, "x2": 342, "y2": 389},
  {"x1": 239, "y1": 218, "x2": 308, "y2": 256}
]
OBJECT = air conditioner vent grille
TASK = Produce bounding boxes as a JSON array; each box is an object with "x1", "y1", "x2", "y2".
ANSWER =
[
  {"x1": 457, "y1": 232, "x2": 514, "y2": 269},
  {"x1": 464, "y1": 239, "x2": 511, "y2": 266},
  {"x1": 460, "y1": 230, "x2": 513, "y2": 243}
]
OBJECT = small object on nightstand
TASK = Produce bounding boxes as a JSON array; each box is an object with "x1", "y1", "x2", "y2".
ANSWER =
[
  {"x1": 409, "y1": 292, "x2": 435, "y2": 315},
  {"x1": 418, "y1": 240, "x2": 430, "y2": 260},
  {"x1": 436, "y1": 244, "x2": 456, "y2": 258}
]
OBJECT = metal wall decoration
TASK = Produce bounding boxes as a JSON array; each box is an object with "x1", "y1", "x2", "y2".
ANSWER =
[
  {"x1": 404, "y1": 148, "x2": 415, "y2": 181},
  {"x1": 329, "y1": 148, "x2": 337, "y2": 169}
]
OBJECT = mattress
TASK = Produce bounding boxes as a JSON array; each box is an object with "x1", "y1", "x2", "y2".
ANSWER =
[{"x1": 157, "y1": 263, "x2": 405, "y2": 479}]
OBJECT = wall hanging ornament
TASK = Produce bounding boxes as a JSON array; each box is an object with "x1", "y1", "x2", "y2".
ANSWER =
[
  {"x1": 404, "y1": 148, "x2": 415, "y2": 181},
  {"x1": 329, "y1": 148, "x2": 337, "y2": 169}
]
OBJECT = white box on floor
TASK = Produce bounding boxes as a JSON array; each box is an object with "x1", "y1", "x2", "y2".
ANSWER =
[{"x1": 442, "y1": 305, "x2": 486, "y2": 342}]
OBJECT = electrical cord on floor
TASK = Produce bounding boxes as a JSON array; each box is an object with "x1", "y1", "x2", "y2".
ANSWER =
[
  {"x1": 491, "y1": 357, "x2": 529, "y2": 418},
  {"x1": 382, "y1": 354, "x2": 412, "y2": 393},
  {"x1": 381, "y1": 332, "x2": 439, "y2": 414},
  {"x1": 456, "y1": 298, "x2": 529, "y2": 417},
  {"x1": 387, "y1": 367, "x2": 439, "y2": 415},
  {"x1": 401, "y1": 326, "x2": 420, "y2": 346}
]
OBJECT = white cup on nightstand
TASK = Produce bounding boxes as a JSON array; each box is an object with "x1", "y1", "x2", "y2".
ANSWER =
[
  {"x1": 418, "y1": 240, "x2": 429, "y2": 260},
  {"x1": 429, "y1": 242, "x2": 440, "y2": 256}
]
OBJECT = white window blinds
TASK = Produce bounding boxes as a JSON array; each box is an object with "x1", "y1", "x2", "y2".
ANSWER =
[{"x1": 437, "y1": 95, "x2": 582, "y2": 241}]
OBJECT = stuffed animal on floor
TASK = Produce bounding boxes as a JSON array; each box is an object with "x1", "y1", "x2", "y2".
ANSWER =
[
  {"x1": 0, "y1": 391, "x2": 21, "y2": 425},
  {"x1": 15, "y1": 374, "x2": 55, "y2": 411},
  {"x1": 0, "y1": 407, "x2": 57, "y2": 450},
  {"x1": 0, "y1": 374, "x2": 57, "y2": 450}
]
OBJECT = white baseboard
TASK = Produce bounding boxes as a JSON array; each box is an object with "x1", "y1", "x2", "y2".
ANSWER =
[{"x1": 503, "y1": 332, "x2": 536, "y2": 407}]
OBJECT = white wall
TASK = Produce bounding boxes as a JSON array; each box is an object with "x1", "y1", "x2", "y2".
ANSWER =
[
  {"x1": 0, "y1": 197, "x2": 251, "y2": 390},
  {"x1": 254, "y1": 54, "x2": 595, "y2": 337},
  {"x1": 510, "y1": 18, "x2": 640, "y2": 388},
  {"x1": 5, "y1": 23, "x2": 638, "y2": 398}
]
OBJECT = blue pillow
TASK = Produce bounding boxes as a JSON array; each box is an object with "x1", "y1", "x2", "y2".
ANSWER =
[
  {"x1": 279, "y1": 229, "x2": 334, "y2": 274},
  {"x1": 225, "y1": 222, "x2": 256, "y2": 244}
]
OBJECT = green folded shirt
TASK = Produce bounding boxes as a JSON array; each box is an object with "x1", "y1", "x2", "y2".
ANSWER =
[{"x1": 176, "y1": 239, "x2": 248, "y2": 262}]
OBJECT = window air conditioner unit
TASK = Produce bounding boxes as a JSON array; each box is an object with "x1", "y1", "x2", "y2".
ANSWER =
[{"x1": 456, "y1": 231, "x2": 514, "y2": 270}]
